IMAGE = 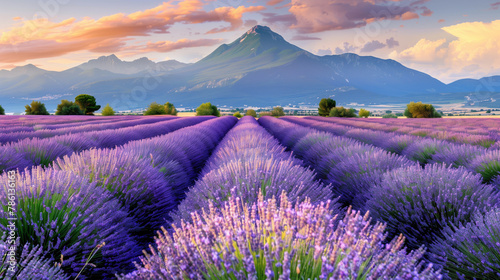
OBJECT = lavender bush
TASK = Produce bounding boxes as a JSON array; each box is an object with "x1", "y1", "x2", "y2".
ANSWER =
[
  {"x1": 0, "y1": 146, "x2": 30, "y2": 174},
  {"x1": 53, "y1": 148, "x2": 175, "y2": 241},
  {"x1": 326, "y1": 149, "x2": 415, "y2": 209},
  {"x1": 430, "y1": 208, "x2": 500, "y2": 279},
  {"x1": 0, "y1": 167, "x2": 139, "y2": 278},
  {"x1": 467, "y1": 149, "x2": 500, "y2": 185},
  {"x1": 120, "y1": 193, "x2": 441, "y2": 279},
  {"x1": 402, "y1": 138, "x2": 448, "y2": 165},
  {"x1": 365, "y1": 164, "x2": 498, "y2": 251},
  {"x1": 430, "y1": 143, "x2": 485, "y2": 168},
  {"x1": 7, "y1": 138, "x2": 72, "y2": 167},
  {"x1": 0, "y1": 236, "x2": 69, "y2": 279},
  {"x1": 172, "y1": 116, "x2": 334, "y2": 224}
]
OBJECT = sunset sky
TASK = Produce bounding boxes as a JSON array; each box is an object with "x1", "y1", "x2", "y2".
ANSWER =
[{"x1": 0, "y1": 0, "x2": 499, "y2": 83}]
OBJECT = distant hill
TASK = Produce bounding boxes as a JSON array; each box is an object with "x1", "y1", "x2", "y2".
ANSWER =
[{"x1": 1, "y1": 25, "x2": 499, "y2": 113}]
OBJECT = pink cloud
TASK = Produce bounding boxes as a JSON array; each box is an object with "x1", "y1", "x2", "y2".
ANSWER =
[
  {"x1": 288, "y1": 0, "x2": 430, "y2": 33},
  {"x1": 133, "y1": 39, "x2": 224, "y2": 53},
  {"x1": 491, "y1": 2, "x2": 500, "y2": 9},
  {"x1": 267, "y1": 0, "x2": 285, "y2": 5},
  {"x1": 0, "y1": 1, "x2": 264, "y2": 63},
  {"x1": 291, "y1": 35, "x2": 321, "y2": 40}
]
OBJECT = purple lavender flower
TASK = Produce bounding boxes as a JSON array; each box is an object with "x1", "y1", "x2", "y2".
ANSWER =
[
  {"x1": 467, "y1": 149, "x2": 500, "y2": 184},
  {"x1": 365, "y1": 164, "x2": 498, "y2": 251},
  {"x1": 120, "y1": 193, "x2": 441, "y2": 279},
  {"x1": 172, "y1": 116, "x2": 334, "y2": 224},
  {"x1": 53, "y1": 148, "x2": 175, "y2": 241},
  {"x1": 430, "y1": 143, "x2": 486, "y2": 168},
  {"x1": 429, "y1": 207, "x2": 500, "y2": 279},
  {"x1": 326, "y1": 148, "x2": 416, "y2": 209},
  {"x1": 0, "y1": 236, "x2": 69, "y2": 279},
  {"x1": 0, "y1": 167, "x2": 140, "y2": 278},
  {"x1": 7, "y1": 138, "x2": 72, "y2": 167},
  {"x1": 402, "y1": 138, "x2": 448, "y2": 165},
  {"x1": 0, "y1": 146, "x2": 30, "y2": 174}
]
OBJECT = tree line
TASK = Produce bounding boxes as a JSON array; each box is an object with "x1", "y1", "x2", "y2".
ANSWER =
[{"x1": 0, "y1": 96, "x2": 443, "y2": 118}]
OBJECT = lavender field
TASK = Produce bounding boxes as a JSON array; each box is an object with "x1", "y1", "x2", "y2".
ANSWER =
[{"x1": 1, "y1": 115, "x2": 500, "y2": 279}]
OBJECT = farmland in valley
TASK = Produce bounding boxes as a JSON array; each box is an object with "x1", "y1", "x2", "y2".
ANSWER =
[{"x1": 1, "y1": 115, "x2": 500, "y2": 279}]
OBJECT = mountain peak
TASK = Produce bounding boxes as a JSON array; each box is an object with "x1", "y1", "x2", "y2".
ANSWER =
[
  {"x1": 11, "y1": 64, "x2": 46, "y2": 75},
  {"x1": 247, "y1": 25, "x2": 272, "y2": 35},
  {"x1": 96, "y1": 54, "x2": 121, "y2": 62}
]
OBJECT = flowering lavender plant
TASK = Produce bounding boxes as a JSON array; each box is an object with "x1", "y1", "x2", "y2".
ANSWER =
[
  {"x1": 429, "y1": 208, "x2": 500, "y2": 279},
  {"x1": 365, "y1": 164, "x2": 498, "y2": 250},
  {"x1": 326, "y1": 148, "x2": 415, "y2": 209},
  {"x1": 7, "y1": 138, "x2": 73, "y2": 167},
  {"x1": 0, "y1": 146, "x2": 30, "y2": 174},
  {"x1": 172, "y1": 116, "x2": 334, "y2": 224},
  {"x1": 402, "y1": 138, "x2": 448, "y2": 165},
  {"x1": 430, "y1": 143, "x2": 485, "y2": 168},
  {"x1": 0, "y1": 235, "x2": 69, "y2": 280},
  {"x1": 467, "y1": 149, "x2": 500, "y2": 185},
  {"x1": 120, "y1": 192, "x2": 441, "y2": 279},
  {"x1": 0, "y1": 167, "x2": 139, "y2": 278},
  {"x1": 53, "y1": 148, "x2": 175, "y2": 241}
]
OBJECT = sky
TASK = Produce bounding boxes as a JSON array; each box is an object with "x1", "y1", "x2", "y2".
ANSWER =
[{"x1": 0, "y1": 0, "x2": 499, "y2": 83}]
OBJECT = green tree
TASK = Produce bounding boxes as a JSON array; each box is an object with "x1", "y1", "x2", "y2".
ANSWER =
[
  {"x1": 318, "y1": 98, "x2": 336, "y2": 116},
  {"x1": 144, "y1": 102, "x2": 167, "y2": 115},
  {"x1": 259, "y1": 112, "x2": 272, "y2": 117},
  {"x1": 101, "y1": 103, "x2": 116, "y2": 116},
  {"x1": 329, "y1": 107, "x2": 356, "y2": 118},
  {"x1": 245, "y1": 109, "x2": 257, "y2": 117},
  {"x1": 233, "y1": 112, "x2": 242, "y2": 118},
  {"x1": 25, "y1": 101, "x2": 49, "y2": 115},
  {"x1": 55, "y1": 100, "x2": 83, "y2": 115},
  {"x1": 196, "y1": 102, "x2": 220, "y2": 117},
  {"x1": 404, "y1": 102, "x2": 441, "y2": 118},
  {"x1": 359, "y1": 108, "x2": 370, "y2": 118},
  {"x1": 164, "y1": 102, "x2": 178, "y2": 116},
  {"x1": 0, "y1": 105, "x2": 4, "y2": 115},
  {"x1": 271, "y1": 106, "x2": 285, "y2": 117},
  {"x1": 75, "y1": 94, "x2": 101, "y2": 115},
  {"x1": 382, "y1": 113, "x2": 398, "y2": 118},
  {"x1": 386, "y1": 110, "x2": 392, "y2": 114}
]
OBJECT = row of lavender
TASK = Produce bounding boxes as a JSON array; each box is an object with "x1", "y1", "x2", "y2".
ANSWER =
[
  {"x1": 350, "y1": 116, "x2": 500, "y2": 135},
  {"x1": 0, "y1": 117, "x2": 208, "y2": 174},
  {"x1": 258, "y1": 116, "x2": 500, "y2": 279},
  {"x1": 120, "y1": 116, "x2": 441, "y2": 279},
  {"x1": 0, "y1": 116, "x2": 177, "y2": 144},
  {"x1": 0, "y1": 116, "x2": 237, "y2": 279},
  {"x1": 309, "y1": 116, "x2": 500, "y2": 148},
  {"x1": 284, "y1": 117, "x2": 500, "y2": 188}
]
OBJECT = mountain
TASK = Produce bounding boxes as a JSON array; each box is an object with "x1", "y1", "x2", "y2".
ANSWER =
[
  {"x1": 75, "y1": 54, "x2": 188, "y2": 75},
  {"x1": 448, "y1": 76, "x2": 500, "y2": 93},
  {"x1": 0, "y1": 25, "x2": 498, "y2": 113}
]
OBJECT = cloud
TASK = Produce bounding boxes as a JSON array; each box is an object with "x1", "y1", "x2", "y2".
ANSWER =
[
  {"x1": 360, "y1": 40, "x2": 386, "y2": 52},
  {"x1": 127, "y1": 39, "x2": 223, "y2": 53},
  {"x1": 291, "y1": 35, "x2": 321, "y2": 40},
  {"x1": 438, "y1": 19, "x2": 445, "y2": 23},
  {"x1": 420, "y1": 7, "x2": 433, "y2": 16},
  {"x1": 0, "y1": 0, "x2": 265, "y2": 63},
  {"x1": 267, "y1": 0, "x2": 286, "y2": 5},
  {"x1": 393, "y1": 38, "x2": 447, "y2": 63},
  {"x1": 386, "y1": 37, "x2": 400, "y2": 48},
  {"x1": 491, "y1": 2, "x2": 500, "y2": 9},
  {"x1": 390, "y1": 20, "x2": 500, "y2": 81},
  {"x1": 335, "y1": 42, "x2": 358, "y2": 54},
  {"x1": 288, "y1": 0, "x2": 430, "y2": 33},
  {"x1": 317, "y1": 48, "x2": 333, "y2": 56},
  {"x1": 261, "y1": 12, "x2": 297, "y2": 26}
]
